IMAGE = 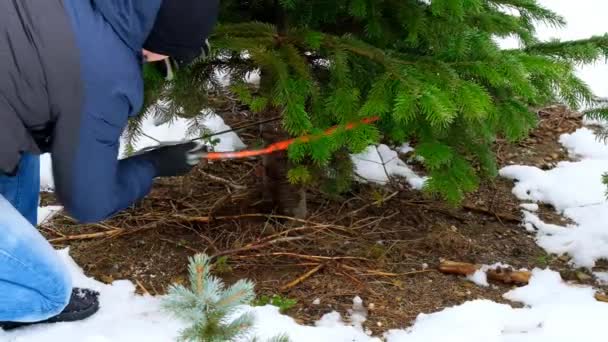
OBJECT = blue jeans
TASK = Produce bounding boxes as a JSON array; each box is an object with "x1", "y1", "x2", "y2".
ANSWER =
[{"x1": 0, "y1": 154, "x2": 72, "y2": 322}]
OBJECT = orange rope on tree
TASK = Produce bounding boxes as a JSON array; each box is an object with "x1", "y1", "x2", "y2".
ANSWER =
[{"x1": 201, "y1": 116, "x2": 380, "y2": 161}]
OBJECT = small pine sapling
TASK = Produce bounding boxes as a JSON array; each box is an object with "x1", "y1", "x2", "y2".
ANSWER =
[{"x1": 162, "y1": 254, "x2": 256, "y2": 342}]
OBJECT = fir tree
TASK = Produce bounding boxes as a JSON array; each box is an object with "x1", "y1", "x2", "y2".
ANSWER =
[
  {"x1": 162, "y1": 254, "x2": 256, "y2": 342},
  {"x1": 162, "y1": 254, "x2": 292, "y2": 342},
  {"x1": 138, "y1": 0, "x2": 608, "y2": 203}
]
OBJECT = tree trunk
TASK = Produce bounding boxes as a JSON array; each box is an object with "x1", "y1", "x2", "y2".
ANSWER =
[{"x1": 259, "y1": 121, "x2": 308, "y2": 219}]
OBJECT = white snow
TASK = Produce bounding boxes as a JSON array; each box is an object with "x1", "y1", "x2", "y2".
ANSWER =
[
  {"x1": 594, "y1": 272, "x2": 608, "y2": 285},
  {"x1": 465, "y1": 263, "x2": 526, "y2": 288},
  {"x1": 194, "y1": 112, "x2": 247, "y2": 152},
  {"x1": 398, "y1": 143, "x2": 415, "y2": 155},
  {"x1": 37, "y1": 206, "x2": 62, "y2": 225},
  {"x1": 120, "y1": 111, "x2": 246, "y2": 158},
  {"x1": 467, "y1": 270, "x2": 490, "y2": 287},
  {"x1": 520, "y1": 203, "x2": 539, "y2": 212},
  {"x1": 39, "y1": 154, "x2": 54, "y2": 191},
  {"x1": 500, "y1": 159, "x2": 608, "y2": 212},
  {"x1": 560, "y1": 128, "x2": 608, "y2": 160},
  {"x1": 385, "y1": 269, "x2": 608, "y2": 342},
  {"x1": 501, "y1": 126, "x2": 608, "y2": 267},
  {"x1": 352, "y1": 145, "x2": 427, "y2": 189},
  {"x1": 349, "y1": 296, "x2": 368, "y2": 329}
]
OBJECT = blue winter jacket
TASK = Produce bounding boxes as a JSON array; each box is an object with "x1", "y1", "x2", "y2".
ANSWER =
[
  {"x1": 61, "y1": 0, "x2": 165, "y2": 222},
  {"x1": 0, "y1": 0, "x2": 165, "y2": 223}
]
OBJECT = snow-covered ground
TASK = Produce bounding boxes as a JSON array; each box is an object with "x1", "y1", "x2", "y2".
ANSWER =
[
  {"x1": 20, "y1": 1, "x2": 608, "y2": 341},
  {"x1": 4, "y1": 250, "x2": 608, "y2": 342},
  {"x1": 501, "y1": 127, "x2": 608, "y2": 268}
]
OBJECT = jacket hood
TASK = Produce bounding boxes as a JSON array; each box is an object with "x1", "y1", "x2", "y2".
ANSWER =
[{"x1": 92, "y1": 0, "x2": 163, "y2": 51}]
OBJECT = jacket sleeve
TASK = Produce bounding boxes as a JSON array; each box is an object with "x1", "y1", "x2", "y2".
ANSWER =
[
  {"x1": 51, "y1": 97, "x2": 158, "y2": 223},
  {"x1": 0, "y1": 101, "x2": 36, "y2": 175},
  {"x1": 91, "y1": 0, "x2": 162, "y2": 51}
]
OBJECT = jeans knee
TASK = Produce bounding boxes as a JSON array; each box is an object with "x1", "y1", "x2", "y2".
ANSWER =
[
  {"x1": 38, "y1": 270, "x2": 72, "y2": 317},
  {"x1": 0, "y1": 277, "x2": 72, "y2": 322}
]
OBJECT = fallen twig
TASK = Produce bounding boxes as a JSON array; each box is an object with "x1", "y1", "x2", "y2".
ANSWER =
[
  {"x1": 48, "y1": 229, "x2": 124, "y2": 243},
  {"x1": 176, "y1": 213, "x2": 340, "y2": 227},
  {"x1": 176, "y1": 213, "x2": 354, "y2": 237},
  {"x1": 233, "y1": 252, "x2": 370, "y2": 262},
  {"x1": 280, "y1": 263, "x2": 325, "y2": 291},
  {"x1": 136, "y1": 279, "x2": 151, "y2": 296},
  {"x1": 345, "y1": 191, "x2": 400, "y2": 218},
  {"x1": 341, "y1": 264, "x2": 433, "y2": 277},
  {"x1": 462, "y1": 204, "x2": 522, "y2": 223},
  {"x1": 198, "y1": 169, "x2": 247, "y2": 190},
  {"x1": 39, "y1": 226, "x2": 67, "y2": 238},
  {"x1": 212, "y1": 236, "x2": 307, "y2": 258}
]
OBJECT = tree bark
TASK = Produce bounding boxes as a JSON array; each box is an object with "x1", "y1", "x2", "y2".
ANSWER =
[{"x1": 260, "y1": 121, "x2": 308, "y2": 219}]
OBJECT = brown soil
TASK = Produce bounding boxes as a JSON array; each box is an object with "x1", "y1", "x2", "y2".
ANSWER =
[{"x1": 39, "y1": 104, "x2": 605, "y2": 334}]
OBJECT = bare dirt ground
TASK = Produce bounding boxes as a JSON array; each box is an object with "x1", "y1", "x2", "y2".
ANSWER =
[{"x1": 39, "y1": 105, "x2": 606, "y2": 333}]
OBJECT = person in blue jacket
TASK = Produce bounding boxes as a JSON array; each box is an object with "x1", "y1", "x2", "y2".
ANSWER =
[{"x1": 0, "y1": 0, "x2": 218, "y2": 329}]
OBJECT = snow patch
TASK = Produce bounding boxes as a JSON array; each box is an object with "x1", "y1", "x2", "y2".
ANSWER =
[
  {"x1": 560, "y1": 128, "x2": 608, "y2": 160},
  {"x1": 196, "y1": 112, "x2": 247, "y2": 152},
  {"x1": 37, "y1": 206, "x2": 63, "y2": 225},
  {"x1": 467, "y1": 270, "x2": 489, "y2": 287},
  {"x1": 385, "y1": 269, "x2": 608, "y2": 341},
  {"x1": 520, "y1": 203, "x2": 539, "y2": 212},
  {"x1": 40, "y1": 154, "x2": 54, "y2": 191},
  {"x1": 352, "y1": 145, "x2": 427, "y2": 189},
  {"x1": 594, "y1": 272, "x2": 608, "y2": 285},
  {"x1": 466, "y1": 263, "x2": 523, "y2": 288},
  {"x1": 120, "y1": 110, "x2": 246, "y2": 158},
  {"x1": 500, "y1": 159, "x2": 608, "y2": 213},
  {"x1": 398, "y1": 143, "x2": 415, "y2": 155},
  {"x1": 349, "y1": 296, "x2": 368, "y2": 329},
  {"x1": 502, "y1": 126, "x2": 608, "y2": 268},
  {"x1": 521, "y1": 204, "x2": 608, "y2": 268}
]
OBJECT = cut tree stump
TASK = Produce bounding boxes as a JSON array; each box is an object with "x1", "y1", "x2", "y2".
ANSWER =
[
  {"x1": 438, "y1": 260, "x2": 531, "y2": 285},
  {"x1": 439, "y1": 260, "x2": 608, "y2": 304}
]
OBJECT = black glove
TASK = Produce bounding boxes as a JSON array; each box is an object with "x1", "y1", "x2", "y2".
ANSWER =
[{"x1": 134, "y1": 141, "x2": 207, "y2": 177}]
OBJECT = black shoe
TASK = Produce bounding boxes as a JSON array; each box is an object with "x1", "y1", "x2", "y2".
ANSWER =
[{"x1": 0, "y1": 288, "x2": 100, "y2": 331}]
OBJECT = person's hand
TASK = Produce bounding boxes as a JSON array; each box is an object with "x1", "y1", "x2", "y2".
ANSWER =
[{"x1": 134, "y1": 141, "x2": 207, "y2": 177}]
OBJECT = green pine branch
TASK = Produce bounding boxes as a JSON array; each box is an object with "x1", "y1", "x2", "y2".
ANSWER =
[{"x1": 140, "y1": 0, "x2": 608, "y2": 203}]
